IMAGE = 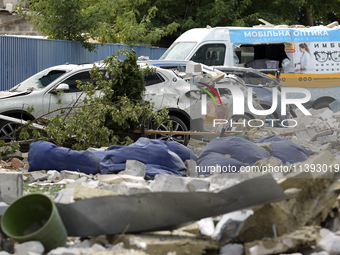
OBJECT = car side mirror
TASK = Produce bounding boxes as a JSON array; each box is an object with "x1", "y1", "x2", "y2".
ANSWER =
[{"x1": 50, "y1": 83, "x2": 70, "y2": 94}]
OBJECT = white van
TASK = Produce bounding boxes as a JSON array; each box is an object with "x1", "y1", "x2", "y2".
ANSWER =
[{"x1": 160, "y1": 24, "x2": 340, "y2": 109}]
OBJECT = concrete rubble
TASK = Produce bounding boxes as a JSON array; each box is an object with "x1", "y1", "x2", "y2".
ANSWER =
[{"x1": 2, "y1": 108, "x2": 340, "y2": 254}]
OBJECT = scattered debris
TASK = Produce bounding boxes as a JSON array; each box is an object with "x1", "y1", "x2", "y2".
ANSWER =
[{"x1": 1, "y1": 108, "x2": 340, "y2": 254}]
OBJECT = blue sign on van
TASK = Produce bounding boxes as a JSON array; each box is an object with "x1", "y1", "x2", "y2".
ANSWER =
[{"x1": 229, "y1": 28, "x2": 340, "y2": 43}]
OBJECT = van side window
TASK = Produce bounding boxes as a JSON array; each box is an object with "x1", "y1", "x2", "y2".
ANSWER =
[{"x1": 190, "y1": 44, "x2": 226, "y2": 66}]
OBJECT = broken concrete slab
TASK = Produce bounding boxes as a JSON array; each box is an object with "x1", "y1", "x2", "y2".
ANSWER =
[
  {"x1": 53, "y1": 188, "x2": 75, "y2": 204},
  {"x1": 294, "y1": 127, "x2": 318, "y2": 141},
  {"x1": 25, "y1": 171, "x2": 48, "y2": 184},
  {"x1": 213, "y1": 209, "x2": 254, "y2": 243},
  {"x1": 115, "y1": 234, "x2": 220, "y2": 255},
  {"x1": 118, "y1": 160, "x2": 146, "y2": 177},
  {"x1": 73, "y1": 185, "x2": 119, "y2": 201},
  {"x1": 231, "y1": 152, "x2": 340, "y2": 244},
  {"x1": 112, "y1": 182, "x2": 151, "y2": 195},
  {"x1": 56, "y1": 174, "x2": 288, "y2": 237},
  {"x1": 315, "y1": 229, "x2": 340, "y2": 255},
  {"x1": 0, "y1": 172, "x2": 23, "y2": 204},
  {"x1": 97, "y1": 174, "x2": 147, "y2": 185},
  {"x1": 185, "y1": 159, "x2": 198, "y2": 177},
  {"x1": 46, "y1": 170, "x2": 61, "y2": 182},
  {"x1": 149, "y1": 174, "x2": 190, "y2": 192},
  {"x1": 60, "y1": 170, "x2": 88, "y2": 180}
]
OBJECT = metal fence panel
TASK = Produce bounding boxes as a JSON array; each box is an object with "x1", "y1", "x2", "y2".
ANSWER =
[{"x1": 0, "y1": 36, "x2": 167, "y2": 91}]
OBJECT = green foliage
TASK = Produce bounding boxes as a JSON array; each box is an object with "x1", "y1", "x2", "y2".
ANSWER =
[
  {"x1": 16, "y1": 0, "x2": 179, "y2": 49},
  {"x1": 42, "y1": 49, "x2": 169, "y2": 150},
  {"x1": 0, "y1": 140, "x2": 20, "y2": 160},
  {"x1": 137, "y1": 0, "x2": 340, "y2": 46},
  {"x1": 17, "y1": 0, "x2": 99, "y2": 51}
]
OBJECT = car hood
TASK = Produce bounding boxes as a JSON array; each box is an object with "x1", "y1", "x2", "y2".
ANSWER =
[{"x1": 0, "y1": 90, "x2": 30, "y2": 99}]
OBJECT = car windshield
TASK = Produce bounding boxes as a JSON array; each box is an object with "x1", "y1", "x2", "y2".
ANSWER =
[
  {"x1": 160, "y1": 42, "x2": 196, "y2": 60},
  {"x1": 14, "y1": 69, "x2": 67, "y2": 91}
]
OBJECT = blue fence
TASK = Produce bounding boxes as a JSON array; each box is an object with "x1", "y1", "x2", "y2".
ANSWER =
[{"x1": 0, "y1": 36, "x2": 167, "y2": 91}]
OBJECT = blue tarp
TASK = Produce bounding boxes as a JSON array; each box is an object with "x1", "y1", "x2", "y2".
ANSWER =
[
  {"x1": 197, "y1": 135, "x2": 309, "y2": 174},
  {"x1": 28, "y1": 141, "x2": 105, "y2": 175},
  {"x1": 255, "y1": 135, "x2": 310, "y2": 164},
  {"x1": 28, "y1": 138, "x2": 191, "y2": 180},
  {"x1": 100, "y1": 138, "x2": 187, "y2": 179},
  {"x1": 197, "y1": 137, "x2": 270, "y2": 174}
]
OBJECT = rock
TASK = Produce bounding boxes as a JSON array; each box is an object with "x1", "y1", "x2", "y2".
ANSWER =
[
  {"x1": 73, "y1": 185, "x2": 118, "y2": 201},
  {"x1": 47, "y1": 248, "x2": 80, "y2": 255},
  {"x1": 198, "y1": 218, "x2": 215, "y2": 237},
  {"x1": 185, "y1": 159, "x2": 198, "y2": 177},
  {"x1": 320, "y1": 143, "x2": 333, "y2": 151},
  {"x1": 9, "y1": 158, "x2": 24, "y2": 168},
  {"x1": 316, "y1": 230, "x2": 340, "y2": 255},
  {"x1": 219, "y1": 243, "x2": 244, "y2": 255},
  {"x1": 14, "y1": 241, "x2": 44, "y2": 255},
  {"x1": 26, "y1": 172, "x2": 48, "y2": 184},
  {"x1": 316, "y1": 133, "x2": 338, "y2": 144},
  {"x1": 47, "y1": 170, "x2": 60, "y2": 182},
  {"x1": 0, "y1": 148, "x2": 23, "y2": 161},
  {"x1": 53, "y1": 187, "x2": 75, "y2": 204},
  {"x1": 213, "y1": 210, "x2": 254, "y2": 243},
  {"x1": 150, "y1": 175, "x2": 190, "y2": 192},
  {"x1": 118, "y1": 160, "x2": 146, "y2": 177},
  {"x1": 60, "y1": 170, "x2": 87, "y2": 180}
]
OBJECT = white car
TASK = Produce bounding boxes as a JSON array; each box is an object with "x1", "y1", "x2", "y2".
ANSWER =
[{"x1": 0, "y1": 61, "x2": 265, "y2": 145}]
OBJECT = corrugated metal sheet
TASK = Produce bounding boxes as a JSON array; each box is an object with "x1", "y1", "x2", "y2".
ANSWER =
[{"x1": 0, "y1": 36, "x2": 167, "y2": 91}]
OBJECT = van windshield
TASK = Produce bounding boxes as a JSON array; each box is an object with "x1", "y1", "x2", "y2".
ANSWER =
[{"x1": 160, "y1": 42, "x2": 196, "y2": 60}]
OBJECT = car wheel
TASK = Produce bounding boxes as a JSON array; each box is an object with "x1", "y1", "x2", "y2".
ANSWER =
[
  {"x1": 0, "y1": 120, "x2": 20, "y2": 142},
  {"x1": 154, "y1": 116, "x2": 189, "y2": 146}
]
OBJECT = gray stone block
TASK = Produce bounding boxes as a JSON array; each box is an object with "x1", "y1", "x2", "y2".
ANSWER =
[{"x1": 0, "y1": 172, "x2": 23, "y2": 204}]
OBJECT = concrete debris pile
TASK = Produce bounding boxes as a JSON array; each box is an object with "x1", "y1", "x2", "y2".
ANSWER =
[
  {"x1": 0, "y1": 128, "x2": 340, "y2": 254},
  {"x1": 280, "y1": 106, "x2": 340, "y2": 158}
]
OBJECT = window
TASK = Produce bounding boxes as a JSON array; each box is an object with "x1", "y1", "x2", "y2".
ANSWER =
[
  {"x1": 190, "y1": 44, "x2": 226, "y2": 66},
  {"x1": 144, "y1": 72, "x2": 165, "y2": 86},
  {"x1": 17, "y1": 70, "x2": 66, "y2": 91},
  {"x1": 63, "y1": 71, "x2": 92, "y2": 92},
  {"x1": 160, "y1": 42, "x2": 197, "y2": 60},
  {"x1": 235, "y1": 46, "x2": 254, "y2": 67}
]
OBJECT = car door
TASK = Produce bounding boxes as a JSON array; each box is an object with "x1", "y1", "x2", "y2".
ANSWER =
[
  {"x1": 42, "y1": 70, "x2": 92, "y2": 118},
  {"x1": 143, "y1": 71, "x2": 169, "y2": 110}
]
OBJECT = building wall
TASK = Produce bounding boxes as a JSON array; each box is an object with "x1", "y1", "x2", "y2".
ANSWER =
[
  {"x1": 0, "y1": 35, "x2": 167, "y2": 91},
  {"x1": 0, "y1": 0, "x2": 40, "y2": 36}
]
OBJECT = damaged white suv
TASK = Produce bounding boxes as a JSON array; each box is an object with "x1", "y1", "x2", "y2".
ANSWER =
[{"x1": 0, "y1": 61, "x2": 265, "y2": 145}]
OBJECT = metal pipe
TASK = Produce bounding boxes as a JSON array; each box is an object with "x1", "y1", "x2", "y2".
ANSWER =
[{"x1": 0, "y1": 114, "x2": 45, "y2": 130}]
